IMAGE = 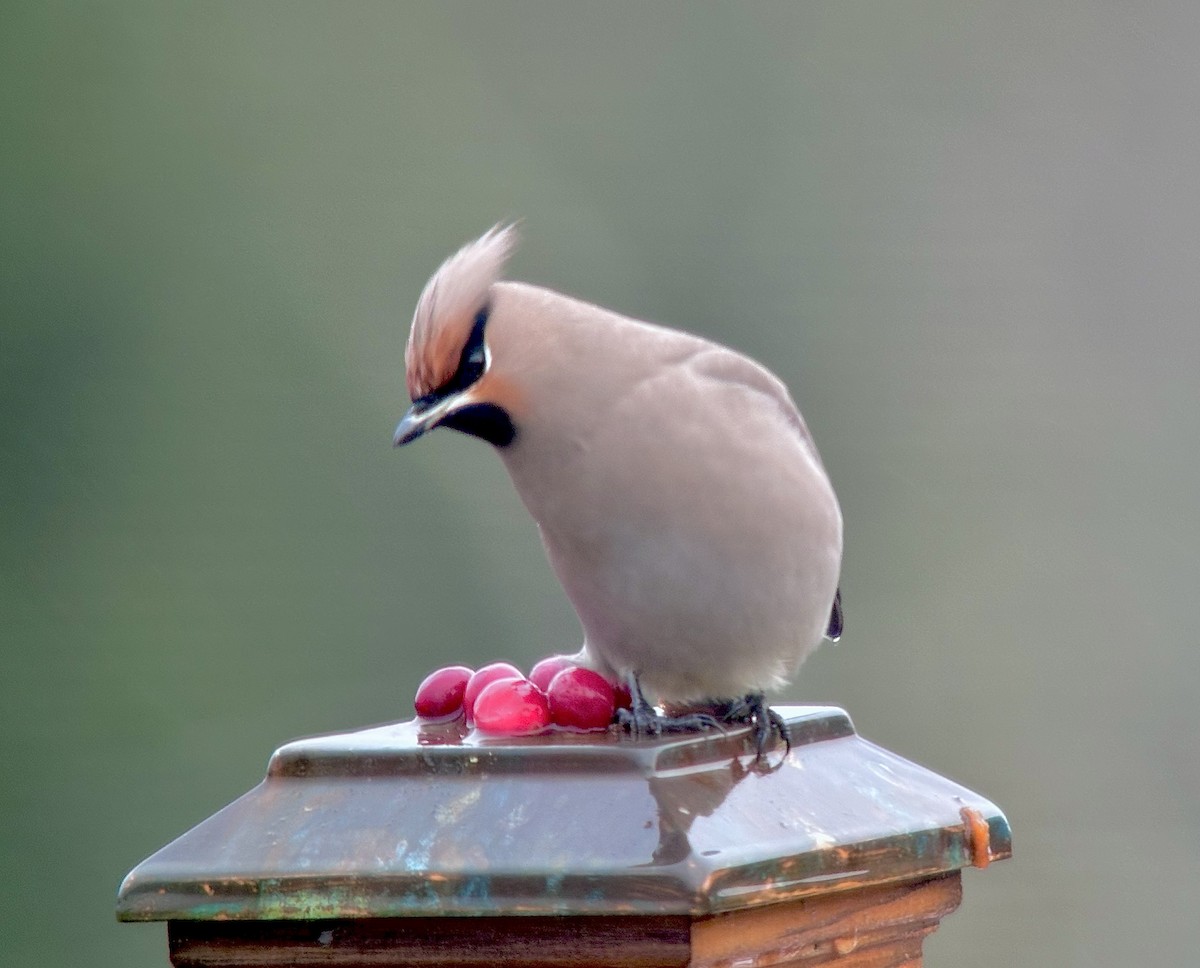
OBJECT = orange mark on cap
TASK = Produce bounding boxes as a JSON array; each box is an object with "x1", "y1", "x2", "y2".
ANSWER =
[{"x1": 960, "y1": 806, "x2": 991, "y2": 869}]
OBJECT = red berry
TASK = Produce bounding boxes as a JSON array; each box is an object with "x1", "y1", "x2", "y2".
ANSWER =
[
  {"x1": 547, "y1": 667, "x2": 617, "y2": 730},
  {"x1": 463, "y1": 662, "x2": 524, "y2": 722},
  {"x1": 612, "y1": 678, "x2": 633, "y2": 711},
  {"x1": 413, "y1": 665, "x2": 473, "y2": 719},
  {"x1": 528, "y1": 655, "x2": 578, "y2": 693},
  {"x1": 473, "y1": 678, "x2": 551, "y2": 735}
]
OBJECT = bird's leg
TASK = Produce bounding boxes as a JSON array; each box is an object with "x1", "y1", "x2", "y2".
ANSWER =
[
  {"x1": 720, "y1": 692, "x2": 792, "y2": 761},
  {"x1": 617, "y1": 673, "x2": 724, "y2": 738},
  {"x1": 617, "y1": 672, "x2": 661, "y2": 737}
]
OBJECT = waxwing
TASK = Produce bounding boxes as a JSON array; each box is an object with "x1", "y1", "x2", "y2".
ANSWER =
[{"x1": 395, "y1": 226, "x2": 843, "y2": 754}]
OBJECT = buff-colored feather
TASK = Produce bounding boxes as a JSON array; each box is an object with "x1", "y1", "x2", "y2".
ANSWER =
[{"x1": 405, "y1": 224, "x2": 518, "y2": 399}]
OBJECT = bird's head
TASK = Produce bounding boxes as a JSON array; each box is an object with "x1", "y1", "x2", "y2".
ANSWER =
[{"x1": 394, "y1": 225, "x2": 523, "y2": 449}]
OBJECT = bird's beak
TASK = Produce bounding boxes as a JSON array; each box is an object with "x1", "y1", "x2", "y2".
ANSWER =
[{"x1": 392, "y1": 390, "x2": 470, "y2": 447}]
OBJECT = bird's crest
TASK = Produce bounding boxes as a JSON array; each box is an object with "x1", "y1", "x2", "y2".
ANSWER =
[{"x1": 405, "y1": 224, "x2": 519, "y2": 399}]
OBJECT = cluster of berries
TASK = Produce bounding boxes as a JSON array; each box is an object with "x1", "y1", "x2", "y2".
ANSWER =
[{"x1": 413, "y1": 657, "x2": 632, "y2": 735}]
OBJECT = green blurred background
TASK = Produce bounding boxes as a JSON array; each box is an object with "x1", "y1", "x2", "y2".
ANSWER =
[{"x1": 3, "y1": 2, "x2": 1197, "y2": 964}]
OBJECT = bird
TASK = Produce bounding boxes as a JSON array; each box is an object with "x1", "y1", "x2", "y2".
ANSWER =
[{"x1": 394, "y1": 225, "x2": 843, "y2": 756}]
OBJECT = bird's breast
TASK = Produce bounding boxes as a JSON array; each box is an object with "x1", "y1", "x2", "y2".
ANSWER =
[{"x1": 500, "y1": 395, "x2": 841, "y2": 700}]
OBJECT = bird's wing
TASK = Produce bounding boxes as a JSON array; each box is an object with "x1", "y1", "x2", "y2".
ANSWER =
[{"x1": 686, "y1": 348, "x2": 844, "y2": 645}]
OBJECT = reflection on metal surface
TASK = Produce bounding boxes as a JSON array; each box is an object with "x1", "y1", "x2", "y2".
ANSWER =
[{"x1": 117, "y1": 705, "x2": 1010, "y2": 921}]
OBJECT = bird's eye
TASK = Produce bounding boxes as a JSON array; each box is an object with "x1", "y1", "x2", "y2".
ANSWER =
[
  {"x1": 460, "y1": 352, "x2": 485, "y2": 386},
  {"x1": 454, "y1": 307, "x2": 490, "y2": 388}
]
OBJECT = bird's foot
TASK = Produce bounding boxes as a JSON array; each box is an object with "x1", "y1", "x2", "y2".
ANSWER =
[
  {"x1": 618, "y1": 705, "x2": 725, "y2": 737},
  {"x1": 617, "y1": 673, "x2": 724, "y2": 739},
  {"x1": 720, "y1": 692, "x2": 791, "y2": 763}
]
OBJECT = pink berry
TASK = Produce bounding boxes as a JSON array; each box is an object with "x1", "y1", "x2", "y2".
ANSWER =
[
  {"x1": 529, "y1": 655, "x2": 578, "y2": 693},
  {"x1": 463, "y1": 662, "x2": 524, "y2": 722},
  {"x1": 473, "y1": 678, "x2": 551, "y2": 735},
  {"x1": 547, "y1": 667, "x2": 617, "y2": 730},
  {"x1": 413, "y1": 664, "x2": 473, "y2": 719}
]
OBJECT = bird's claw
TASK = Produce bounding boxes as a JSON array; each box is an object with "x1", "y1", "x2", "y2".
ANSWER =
[
  {"x1": 617, "y1": 676, "x2": 789, "y2": 766},
  {"x1": 618, "y1": 673, "x2": 725, "y2": 739},
  {"x1": 617, "y1": 705, "x2": 724, "y2": 737},
  {"x1": 721, "y1": 692, "x2": 792, "y2": 763}
]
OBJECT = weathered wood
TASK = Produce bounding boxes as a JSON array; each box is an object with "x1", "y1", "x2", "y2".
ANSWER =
[
  {"x1": 166, "y1": 875, "x2": 961, "y2": 968},
  {"x1": 690, "y1": 873, "x2": 962, "y2": 967},
  {"x1": 169, "y1": 913, "x2": 692, "y2": 967}
]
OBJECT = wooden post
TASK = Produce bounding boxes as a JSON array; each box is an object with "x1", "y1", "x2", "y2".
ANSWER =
[{"x1": 118, "y1": 706, "x2": 1010, "y2": 966}]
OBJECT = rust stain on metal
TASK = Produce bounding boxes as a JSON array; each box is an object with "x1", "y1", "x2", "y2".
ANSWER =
[{"x1": 960, "y1": 806, "x2": 992, "y2": 869}]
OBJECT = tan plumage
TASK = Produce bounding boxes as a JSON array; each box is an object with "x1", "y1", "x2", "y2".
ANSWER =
[
  {"x1": 406, "y1": 225, "x2": 517, "y2": 400},
  {"x1": 397, "y1": 225, "x2": 842, "y2": 709}
]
